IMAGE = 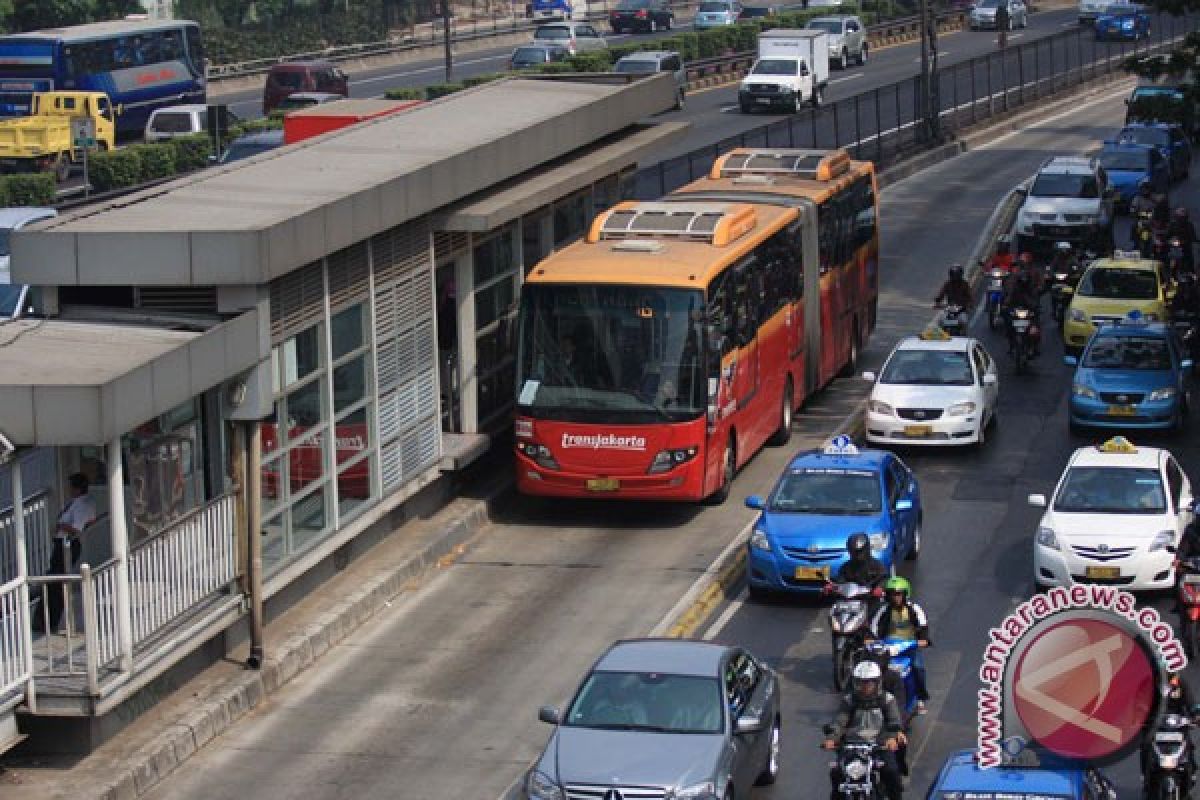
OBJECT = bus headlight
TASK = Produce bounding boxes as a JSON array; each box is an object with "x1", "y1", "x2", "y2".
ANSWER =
[
  {"x1": 648, "y1": 446, "x2": 699, "y2": 474},
  {"x1": 518, "y1": 442, "x2": 560, "y2": 470}
]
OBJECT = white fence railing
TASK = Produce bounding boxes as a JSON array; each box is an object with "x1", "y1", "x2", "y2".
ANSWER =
[
  {"x1": 86, "y1": 560, "x2": 122, "y2": 675},
  {"x1": 0, "y1": 493, "x2": 53, "y2": 584},
  {"x1": 0, "y1": 577, "x2": 30, "y2": 698}
]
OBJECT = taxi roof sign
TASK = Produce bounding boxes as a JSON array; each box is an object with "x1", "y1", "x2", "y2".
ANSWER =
[
  {"x1": 1097, "y1": 436, "x2": 1137, "y2": 454},
  {"x1": 824, "y1": 434, "x2": 859, "y2": 456},
  {"x1": 919, "y1": 327, "x2": 953, "y2": 341}
]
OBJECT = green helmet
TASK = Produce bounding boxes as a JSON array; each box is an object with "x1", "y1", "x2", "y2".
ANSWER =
[{"x1": 884, "y1": 576, "x2": 911, "y2": 596}]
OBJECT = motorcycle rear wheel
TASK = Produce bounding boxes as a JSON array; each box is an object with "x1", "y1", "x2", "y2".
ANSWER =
[{"x1": 833, "y1": 642, "x2": 856, "y2": 691}]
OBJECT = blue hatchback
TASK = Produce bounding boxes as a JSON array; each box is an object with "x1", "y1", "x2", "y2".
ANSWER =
[
  {"x1": 744, "y1": 435, "x2": 921, "y2": 597},
  {"x1": 1095, "y1": 2, "x2": 1151, "y2": 39},
  {"x1": 1098, "y1": 140, "x2": 1169, "y2": 210},
  {"x1": 1066, "y1": 317, "x2": 1192, "y2": 432},
  {"x1": 1118, "y1": 122, "x2": 1193, "y2": 182},
  {"x1": 927, "y1": 748, "x2": 1117, "y2": 800}
]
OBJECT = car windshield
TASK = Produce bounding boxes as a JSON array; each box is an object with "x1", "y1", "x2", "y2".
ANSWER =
[
  {"x1": 699, "y1": 2, "x2": 731, "y2": 10},
  {"x1": 807, "y1": 19, "x2": 842, "y2": 31},
  {"x1": 0, "y1": 283, "x2": 23, "y2": 318},
  {"x1": 1098, "y1": 150, "x2": 1149, "y2": 171},
  {"x1": 516, "y1": 284, "x2": 707, "y2": 423},
  {"x1": 1083, "y1": 335, "x2": 1172, "y2": 369},
  {"x1": 879, "y1": 350, "x2": 974, "y2": 385},
  {"x1": 269, "y1": 71, "x2": 305, "y2": 89},
  {"x1": 1030, "y1": 173, "x2": 1100, "y2": 198},
  {"x1": 151, "y1": 111, "x2": 197, "y2": 133},
  {"x1": 752, "y1": 58, "x2": 799, "y2": 75},
  {"x1": 615, "y1": 59, "x2": 658, "y2": 73},
  {"x1": 1077, "y1": 267, "x2": 1158, "y2": 299},
  {"x1": 1120, "y1": 127, "x2": 1168, "y2": 147},
  {"x1": 1054, "y1": 466, "x2": 1167, "y2": 513},
  {"x1": 534, "y1": 26, "x2": 571, "y2": 39},
  {"x1": 1133, "y1": 87, "x2": 1184, "y2": 101},
  {"x1": 770, "y1": 468, "x2": 881, "y2": 514},
  {"x1": 977, "y1": 0, "x2": 999, "y2": 8},
  {"x1": 566, "y1": 671, "x2": 723, "y2": 734}
]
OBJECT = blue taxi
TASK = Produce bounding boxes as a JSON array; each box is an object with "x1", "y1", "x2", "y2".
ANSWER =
[
  {"x1": 926, "y1": 748, "x2": 1117, "y2": 800},
  {"x1": 744, "y1": 435, "x2": 921, "y2": 599},
  {"x1": 1065, "y1": 315, "x2": 1192, "y2": 432},
  {"x1": 1118, "y1": 122, "x2": 1193, "y2": 182},
  {"x1": 1095, "y1": 2, "x2": 1151, "y2": 39}
]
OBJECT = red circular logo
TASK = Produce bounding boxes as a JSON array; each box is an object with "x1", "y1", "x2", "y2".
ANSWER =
[{"x1": 1012, "y1": 616, "x2": 1156, "y2": 760}]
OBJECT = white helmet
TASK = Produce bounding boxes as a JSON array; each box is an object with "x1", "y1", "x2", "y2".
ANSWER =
[{"x1": 852, "y1": 661, "x2": 882, "y2": 699}]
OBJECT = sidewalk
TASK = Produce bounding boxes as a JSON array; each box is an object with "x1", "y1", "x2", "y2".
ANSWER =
[{"x1": 0, "y1": 460, "x2": 511, "y2": 800}]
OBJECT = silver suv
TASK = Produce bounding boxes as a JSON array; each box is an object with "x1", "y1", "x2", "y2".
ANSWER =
[
  {"x1": 532, "y1": 22, "x2": 608, "y2": 55},
  {"x1": 807, "y1": 15, "x2": 868, "y2": 69},
  {"x1": 613, "y1": 50, "x2": 687, "y2": 110},
  {"x1": 1016, "y1": 155, "x2": 1114, "y2": 253},
  {"x1": 526, "y1": 639, "x2": 782, "y2": 800}
]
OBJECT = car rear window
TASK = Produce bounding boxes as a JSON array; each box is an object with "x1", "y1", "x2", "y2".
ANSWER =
[
  {"x1": 534, "y1": 26, "x2": 571, "y2": 40},
  {"x1": 151, "y1": 111, "x2": 197, "y2": 133},
  {"x1": 699, "y1": 2, "x2": 731, "y2": 10},
  {"x1": 615, "y1": 59, "x2": 658, "y2": 73},
  {"x1": 616, "y1": 0, "x2": 651, "y2": 8},
  {"x1": 512, "y1": 47, "x2": 547, "y2": 63}
]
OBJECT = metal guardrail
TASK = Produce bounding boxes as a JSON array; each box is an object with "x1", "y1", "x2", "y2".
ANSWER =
[{"x1": 0, "y1": 491, "x2": 51, "y2": 584}]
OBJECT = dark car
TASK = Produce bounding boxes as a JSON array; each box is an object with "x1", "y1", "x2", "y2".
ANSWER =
[
  {"x1": 1118, "y1": 122, "x2": 1193, "y2": 181},
  {"x1": 218, "y1": 130, "x2": 285, "y2": 165},
  {"x1": 738, "y1": 4, "x2": 776, "y2": 19},
  {"x1": 509, "y1": 44, "x2": 570, "y2": 70},
  {"x1": 1126, "y1": 83, "x2": 1198, "y2": 141},
  {"x1": 262, "y1": 61, "x2": 348, "y2": 115},
  {"x1": 609, "y1": 0, "x2": 675, "y2": 33}
]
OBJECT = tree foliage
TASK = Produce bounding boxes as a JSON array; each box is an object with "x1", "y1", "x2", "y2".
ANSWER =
[{"x1": 9, "y1": 0, "x2": 142, "y2": 32}]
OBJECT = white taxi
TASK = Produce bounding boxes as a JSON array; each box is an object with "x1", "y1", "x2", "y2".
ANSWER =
[
  {"x1": 1030, "y1": 437, "x2": 1194, "y2": 591},
  {"x1": 862, "y1": 330, "x2": 1000, "y2": 446}
]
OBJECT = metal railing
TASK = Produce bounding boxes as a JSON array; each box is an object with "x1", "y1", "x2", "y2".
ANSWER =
[
  {"x1": 634, "y1": 12, "x2": 1197, "y2": 198},
  {"x1": 0, "y1": 577, "x2": 31, "y2": 698},
  {"x1": 0, "y1": 492, "x2": 52, "y2": 584}
]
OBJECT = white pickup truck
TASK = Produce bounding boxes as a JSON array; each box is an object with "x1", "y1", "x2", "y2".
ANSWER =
[{"x1": 738, "y1": 29, "x2": 831, "y2": 113}]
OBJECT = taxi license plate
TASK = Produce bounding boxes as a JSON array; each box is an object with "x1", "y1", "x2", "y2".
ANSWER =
[
  {"x1": 904, "y1": 424, "x2": 932, "y2": 437},
  {"x1": 794, "y1": 566, "x2": 829, "y2": 581},
  {"x1": 1107, "y1": 405, "x2": 1137, "y2": 416},
  {"x1": 586, "y1": 478, "x2": 620, "y2": 492},
  {"x1": 1086, "y1": 566, "x2": 1121, "y2": 580}
]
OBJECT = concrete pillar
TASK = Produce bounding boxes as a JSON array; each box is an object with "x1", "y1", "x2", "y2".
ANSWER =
[
  {"x1": 107, "y1": 438, "x2": 134, "y2": 673},
  {"x1": 455, "y1": 250, "x2": 479, "y2": 435},
  {"x1": 11, "y1": 459, "x2": 36, "y2": 711},
  {"x1": 246, "y1": 421, "x2": 264, "y2": 669}
]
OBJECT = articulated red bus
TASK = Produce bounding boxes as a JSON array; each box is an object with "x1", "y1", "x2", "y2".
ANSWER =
[{"x1": 513, "y1": 148, "x2": 880, "y2": 502}]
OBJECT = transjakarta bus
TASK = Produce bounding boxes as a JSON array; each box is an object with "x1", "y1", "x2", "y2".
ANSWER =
[
  {"x1": 514, "y1": 148, "x2": 878, "y2": 502},
  {"x1": 0, "y1": 19, "x2": 206, "y2": 136}
]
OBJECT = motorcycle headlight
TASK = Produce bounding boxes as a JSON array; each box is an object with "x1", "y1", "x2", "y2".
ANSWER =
[
  {"x1": 869, "y1": 532, "x2": 890, "y2": 553},
  {"x1": 1036, "y1": 526, "x2": 1059, "y2": 550},
  {"x1": 843, "y1": 758, "x2": 869, "y2": 780},
  {"x1": 1149, "y1": 387, "x2": 1177, "y2": 401},
  {"x1": 525, "y1": 770, "x2": 564, "y2": 800},
  {"x1": 1072, "y1": 383, "x2": 1098, "y2": 399},
  {"x1": 1149, "y1": 530, "x2": 1176, "y2": 551},
  {"x1": 947, "y1": 401, "x2": 976, "y2": 416},
  {"x1": 676, "y1": 782, "x2": 719, "y2": 800},
  {"x1": 750, "y1": 528, "x2": 771, "y2": 552},
  {"x1": 1069, "y1": 308, "x2": 1088, "y2": 322},
  {"x1": 868, "y1": 399, "x2": 894, "y2": 416},
  {"x1": 1160, "y1": 754, "x2": 1181, "y2": 770}
]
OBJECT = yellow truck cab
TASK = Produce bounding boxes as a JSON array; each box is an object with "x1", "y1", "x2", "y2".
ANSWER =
[
  {"x1": 0, "y1": 91, "x2": 117, "y2": 182},
  {"x1": 1063, "y1": 252, "x2": 1171, "y2": 353}
]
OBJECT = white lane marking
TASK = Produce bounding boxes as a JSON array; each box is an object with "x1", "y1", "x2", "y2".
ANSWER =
[
  {"x1": 702, "y1": 587, "x2": 748, "y2": 641},
  {"x1": 649, "y1": 514, "x2": 756, "y2": 637},
  {"x1": 914, "y1": 51, "x2": 951, "y2": 61},
  {"x1": 353, "y1": 52, "x2": 512, "y2": 84},
  {"x1": 830, "y1": 72, "x2": 864, "y2": 84}
]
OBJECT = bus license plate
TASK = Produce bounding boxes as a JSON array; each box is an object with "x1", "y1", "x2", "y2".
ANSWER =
[
  {"x1": 1107, "y1": 405, "x2": 1137, "y2": 416},
  {"x1": 1086, "y1": 566, "x2": 1120, "y2": 580},
  {"x1": 795, "y1": 566, "x2": 829, "y2": 581},
  {"x1": 904, "y1": 425, "x2": 932, "y2": 437},
  {"x1": 586, "y1": 478, "x2": 620, "y2": 492}
]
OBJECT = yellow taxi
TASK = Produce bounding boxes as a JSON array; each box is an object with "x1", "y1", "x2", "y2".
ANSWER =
[{"x1": 1063, "y1": 253, "x2": 1171, "y2": 354}]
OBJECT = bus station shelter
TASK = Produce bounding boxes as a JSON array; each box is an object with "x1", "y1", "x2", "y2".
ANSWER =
[{"x1": 0, "y1": 73, "x2": 684, "y2": 752}]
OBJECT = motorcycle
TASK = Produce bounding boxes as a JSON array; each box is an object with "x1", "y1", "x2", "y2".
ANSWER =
[
  {"x1": 1134, "y1": 211, "x2": 1160, "y2": 258},
  {"x1": 935, "y1": 303, "x2": 967, "y2": 336},
  {"x1": 826, "y1": 581, "x2": 879, "y2": 691},
  {"x1": 1143, "y1": 708, "x2": 1198, "y2": 800},
  {"x1": 1176, "y1": 554, "x2": 1200, "y2": 658},
  {"x1": 1008, "y1": 305, "x2": 1040, "y2": 374},
  {"x1": 985, "y1": 268, "x2": 1008, "y2": 330},
  {"x1": 1170, "y1": 239, "x2": 1188, "y2": 280},
  {"x1": 1049, "y1": 265, "x2": 1079, "y2": 325},
  {"x1": 877, "y1": 637, "x2": 921, "y2": 726},
  {"x1": 1171, "y1": 311, "x2": 1199, "y2": 370},
  {"x1": 823, "y1": 727, "x2": 891, "y2": 800}
]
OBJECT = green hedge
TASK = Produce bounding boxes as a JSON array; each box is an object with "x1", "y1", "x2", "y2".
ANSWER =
[
  {"x1": 0, "y1": 174, "x2": 56, "y2": 207},
  {"x1": 384, "y1": 87, "x2": 424, "y2": 101},
  {"x1": 170, "y1": 134, "x2": 213, "y2": 172},
  {"x1": 128, "y1": 144, "x2": 176, "y2": 183},
  {"x1": 89, "y1": 148, "x2": 143, "y2": 193}
]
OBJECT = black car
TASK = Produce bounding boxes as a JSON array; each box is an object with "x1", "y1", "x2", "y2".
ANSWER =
[
  {"x1": 509, "y1": 44, "x2": 570, "y2": 70},
  {"x1": 738, "y1": 4, "x2": 775, "y2": 19},
  {"x1": 609, "y1": 0, "x2": 674, "y2": 33},
  {"x1": 1126, "y1": 83, "x2": 1199, "y2": 142}
]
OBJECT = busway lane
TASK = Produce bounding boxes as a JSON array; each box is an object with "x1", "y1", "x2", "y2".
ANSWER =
[{"x1": 706, "y1": 89, "x2": 1200, "y2": 800}]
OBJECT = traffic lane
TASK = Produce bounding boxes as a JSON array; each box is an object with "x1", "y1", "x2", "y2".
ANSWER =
[{"x1": 705, "y1": 88, "x2": 1160, "y2": 799}]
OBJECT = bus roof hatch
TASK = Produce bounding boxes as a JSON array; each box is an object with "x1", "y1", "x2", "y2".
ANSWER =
[
  {"x1": 710, "y1": 148, "x2": 852, "y2": 182},
  {"x1": 588, "y1": 201, "x2": 758, "y2": 247}
]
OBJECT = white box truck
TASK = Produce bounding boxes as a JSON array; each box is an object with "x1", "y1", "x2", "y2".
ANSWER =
[{"x1": 738, "y1": 29, "x2": 831, "y2": 113}]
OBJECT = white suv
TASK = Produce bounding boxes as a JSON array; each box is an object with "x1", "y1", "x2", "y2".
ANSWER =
[{"x1": 1015, "y1": 155, "x2": 1114, "y2": 254}]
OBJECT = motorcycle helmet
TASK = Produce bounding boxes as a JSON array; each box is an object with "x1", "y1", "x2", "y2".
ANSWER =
[
  {"x1": 995, "y1": 237, "x2": 1011, "y2": 255},
  {"x1": 851, "y1": 660, "x2": 883, "y2": 701},
  {"x1": 884, "y1": 575, "x2": 911, "y2": 599},
  {"x1": 1139, "y1": 179, "x2": 1153, "y2": 195},
  {"x1": 846, "y1": 532, "x2": 871, "y2": 563},
  {"x1": 1019, "y1": 252, "x2": 1035, "y2": 266},
  {"x1": 949, "y1": 264, "x2": 964, "y2": 280}
]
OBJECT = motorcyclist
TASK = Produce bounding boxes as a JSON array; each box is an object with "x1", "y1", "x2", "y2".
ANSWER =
[
  {"x1": 1140, "y1": 671, "x2": 1198, "y2": 778},
  {"x1": 934, "y1": 264, "x2": 973, "y2": 309},
  {"x1": 1003, "y1": 270, "x2": 1042, "y2": 356},
  {"x1": 823, "y1": 661, "x2": 904, "y2": 800},
  {"x1": 1168, "y1": 207, "x2": 1197, "y2": 273},
  {"x1": 986, "y1": 237, "x2": 1015, "y2": 273},
  {"x1": 1172, "y1": 272, "x2": 1200, "y2": 317},
  {"x1": 1130, "y1": 179, "x2": 1158, "y2": 218},
  {"x1": 869, "y1": 576, "x2": 931, "y2": 714},
  {"x1": 834, "y1": 533, "x2": 889, "y2": 591},
  {"x1": 1049, "y1": 241, "x2": 1078, "y2": 275}
]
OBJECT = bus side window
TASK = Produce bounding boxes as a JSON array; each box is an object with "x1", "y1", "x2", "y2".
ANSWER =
[
  {"x1": 706, "y1": 273, "x2": 734, "y2": 363},
  {"x1": 787, "y1": 225, "x2": 804, "y2": 300},
  {"x1": 818, "y1": 201, "x2": 835, "y2": 274}
]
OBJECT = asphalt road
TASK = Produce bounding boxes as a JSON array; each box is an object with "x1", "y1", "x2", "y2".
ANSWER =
[{"x1": 140, "y1": 77, "x2": 1173, "y2": 800}]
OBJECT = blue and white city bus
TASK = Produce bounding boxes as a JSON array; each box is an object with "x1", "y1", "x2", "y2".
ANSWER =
[{"x1": 0, "y1": 19, "x2": 206, "y2": 136}]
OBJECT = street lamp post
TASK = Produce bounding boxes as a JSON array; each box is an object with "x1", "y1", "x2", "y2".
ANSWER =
[
  {"x1": 918, "y1": 0, "x2": 941, "y2": 142},
  {"x1": 443, "y1": 0, "x2": 454, "y2": 81}
]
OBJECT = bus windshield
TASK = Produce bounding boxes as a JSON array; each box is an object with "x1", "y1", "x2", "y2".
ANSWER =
[{"x1": 517, "y1": 284, "x2": 707, "y2": 423}]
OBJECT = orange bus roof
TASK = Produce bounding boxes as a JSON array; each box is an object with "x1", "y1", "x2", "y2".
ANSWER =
[
  {"x1": 525, "y1": 201, "x2": 798, "y2": 289},
  {"x1": 672, "y1": 149, "x2": 875, "y2": 206}
]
